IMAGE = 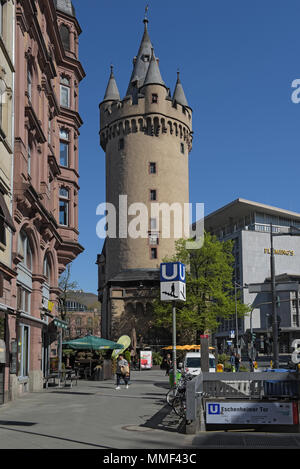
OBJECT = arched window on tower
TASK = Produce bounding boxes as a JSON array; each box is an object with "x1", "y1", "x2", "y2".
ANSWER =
[{"x1": 59, "y1": 24, "x2": 70, "y2": 51}]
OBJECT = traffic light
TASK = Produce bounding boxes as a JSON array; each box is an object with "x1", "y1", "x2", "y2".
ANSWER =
[
  {"x1": 277, "y1": 327, "x2": 282, "y2": 339},
  {"x1": 252, "y1": 332, "x2": 256, "y2": 343},
  {"x1": 276, "y1": 296, "x2": 280, "y2": 308}
]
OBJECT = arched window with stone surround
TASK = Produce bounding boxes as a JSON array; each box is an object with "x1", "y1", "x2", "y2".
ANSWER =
[{"x1": 59, "y1": 24, "x2": 70, "y2": 51}]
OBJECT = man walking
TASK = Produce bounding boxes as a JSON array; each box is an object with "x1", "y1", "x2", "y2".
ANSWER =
[{"x1": 115, "y1": 354, "x2": 130, "y2": 390}]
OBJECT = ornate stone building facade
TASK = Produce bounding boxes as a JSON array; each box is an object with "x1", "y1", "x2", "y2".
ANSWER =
[
  {"x1": 0, "y1": 0, "x2": 84, "y2": 404},
  {"x1": 97, "y1": 17, "x2": 193, "y2": 344}
]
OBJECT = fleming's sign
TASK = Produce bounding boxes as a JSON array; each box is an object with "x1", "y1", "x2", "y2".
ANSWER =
[{"x1": 264, "y1": 248, "x2": 294, "y2": 256}]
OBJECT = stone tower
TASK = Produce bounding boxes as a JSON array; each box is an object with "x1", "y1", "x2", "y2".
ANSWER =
[{"x1": 97, "y1": 17, "x2": 193, "y2": 343}]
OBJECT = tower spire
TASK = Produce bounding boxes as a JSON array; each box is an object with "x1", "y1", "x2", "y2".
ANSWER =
[
  {"x1": 125, "y1": 14, "x2": 154, "y2": 98},
  {"x1": 172, "y1": 70, "x2": 189, "y2": 107},
  {"x1": 142, "y1": 48, "x2": 165, "y2": 87},
  {"x1": 103, "y1": 64, "x2": 120, "y2": 102}
]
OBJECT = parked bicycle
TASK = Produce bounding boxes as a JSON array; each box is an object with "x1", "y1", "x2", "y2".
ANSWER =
[{"x1": 166, "y1": 371, "x2": 193, "y2": 417}]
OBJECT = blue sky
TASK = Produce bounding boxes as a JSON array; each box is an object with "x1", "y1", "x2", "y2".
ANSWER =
[{"x1": 70, "y1": 0, "x2": 300, "y2": 293}]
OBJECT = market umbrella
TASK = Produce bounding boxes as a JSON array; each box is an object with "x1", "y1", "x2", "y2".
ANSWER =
[
  {"x1": 62, "y1": 335, "x2": 124, "y2": 377},
  {"x1": 161, "y1": 345, "x2": 215, "y2": 350},
  {"x1": 63, "y1": 334, "x2": 124, "y2": 350},
  {"x1": 161, "y1": 345, "x2": 186, "y2": 350}
]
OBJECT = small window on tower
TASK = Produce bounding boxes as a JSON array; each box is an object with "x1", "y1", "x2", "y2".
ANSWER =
[
  {"x1": 118, "y1": 138, "x2": 124, "y2": 150},
  {"x1": 180, "y1": 142, "x2": 185, "y2": 154},
  {"x1": 149, "y1": 162, "x2": 156, "y2": 174},
  {"x1": 150, "y1": 189, "x2": 157, "y2": 201},
  {"x1": 150, "y1": 247, "x2": 157, "y2": 259},
  {"x1": 152, "y1": 94, "x2": 158, "y2": 103}
]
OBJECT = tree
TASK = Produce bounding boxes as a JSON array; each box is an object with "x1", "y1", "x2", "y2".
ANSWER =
[
  {"x1": 58, "y1": 263, "x2": 79, "y2": 321},
  {"x1": 153, "y1": 233, "x2": 250, "y2": 343}
]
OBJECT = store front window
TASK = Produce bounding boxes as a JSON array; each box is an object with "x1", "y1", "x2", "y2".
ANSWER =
[{"x1": 18, "y1": 325, "x2": 30, "y2": 378}]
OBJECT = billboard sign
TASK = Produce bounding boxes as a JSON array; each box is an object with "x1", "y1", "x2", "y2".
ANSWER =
[{"x1": 140, "y1": 350, "x2": 152, "y2": 369}]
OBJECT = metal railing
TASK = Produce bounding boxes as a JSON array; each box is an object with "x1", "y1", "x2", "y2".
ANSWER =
[{"x1": 185, "y1": 371, "x2": 300, "y2": 433}]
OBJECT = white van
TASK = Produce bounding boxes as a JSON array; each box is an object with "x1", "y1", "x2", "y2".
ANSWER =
[{"x1": 184, "y1": 352, "x2": 216, "y2": 375}]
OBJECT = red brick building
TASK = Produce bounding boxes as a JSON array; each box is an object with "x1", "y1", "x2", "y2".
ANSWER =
[{"x1": 1, "y1": 0, "x2": 85, "y2": 403}]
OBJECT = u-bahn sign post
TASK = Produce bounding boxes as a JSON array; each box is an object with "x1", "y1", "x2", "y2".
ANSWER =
[{"x1": 160, "y1": 262, "x2": 186, "y2": 387}]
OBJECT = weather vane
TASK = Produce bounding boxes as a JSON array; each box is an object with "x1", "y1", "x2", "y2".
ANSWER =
[{"x1": 144, "y1": 4, "x2": 149, "y2": 20}]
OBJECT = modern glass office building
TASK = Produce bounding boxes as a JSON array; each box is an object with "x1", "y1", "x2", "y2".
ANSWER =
[{"x1": 204, "y1": 198, "x2": 300, "y2": 355}]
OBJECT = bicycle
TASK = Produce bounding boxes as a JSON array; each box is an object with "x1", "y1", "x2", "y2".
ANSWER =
[{"x1": 166, "y1": 372, "x2": 193, "y2": 417}]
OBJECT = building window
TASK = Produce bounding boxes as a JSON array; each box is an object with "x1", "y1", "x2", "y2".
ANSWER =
[
  {"x1": 18, "y1": 324, "x2": 30, "y2": 378},
  {"x1": 17, "y1": 285, "x2": 31, "y2": 313},
  {"x1": 59, "y1": 128, "x2": 69, "y2": 167},
  {"x1": 0, "y1": 215, "x2": 6, "y2": 246},
  {"x1": 27, "y1": 66, "x2": 32, "y2": 101},
  {"x1": 180, "y1": 142, "x2": 185, "y2": 154},
  {"x1": 60, "y1": 76, "x2": 70, "y2": 108},
  {"x1": 152, "y1": 94, "x2": 158, "y2": 103},
  {"x1": 150, "y1": 247, "x2": 157, "y2": 259},
  {"x1": 149, "y1": 233, "x2": 159, "y2": 245},
  {"x1": 18, "y1": 230, "x2": 32, "y2": 270},
  {"x1": 59, "y1": 24, "x2": 70, "y2": 51},
  {"x1": 0, "y1": 78, "x2": 5, "y2": 128},
  {"x1": 87, "y1": 317, "x2": 93, "y2": 328},
  {"x1": 43, "y1": 255, "x2": 51, "y2": 283},
  {"x1": 27, "y1": 142, "x2": 31, "y2": 177},
  {"x1": 150, "y1": 189, "x2": 157, "y2": 201},
  {"x1": 0, "y1": 1, "x2": 3, "y2": 38},
  {"x1": 118, "y1": 138, "x2": 124, "y2": 150},
  {"x1": 59, "y1": 187, "x2": 69, "y2": 226},
  {"x1": 149, "y1": 162, "x2": 156, "y2": 174}
]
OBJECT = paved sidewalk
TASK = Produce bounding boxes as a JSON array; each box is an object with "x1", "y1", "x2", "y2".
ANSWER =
[{"x1": 1, "y1": 369, "x2": 300, "y2": 449}]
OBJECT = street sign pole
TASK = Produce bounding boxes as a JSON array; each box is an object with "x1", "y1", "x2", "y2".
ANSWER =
[
  {"x1": 270, "y1": 224, "x2": 279, "y2": 369},
  {"x1": 172, "y1": 301, "x2": 177, "y2": 387},
  {"x1": 160, "y1": 262, "x2": 186, "y2": 387}
]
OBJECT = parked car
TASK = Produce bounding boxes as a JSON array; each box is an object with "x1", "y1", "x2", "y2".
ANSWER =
[{"x1": 183, "y1": 352, "x2": 216, "y2": 375}]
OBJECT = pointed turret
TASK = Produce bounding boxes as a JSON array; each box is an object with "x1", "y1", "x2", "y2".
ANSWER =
[
  {"x1": 142, "y1": 48, "x2": 165, "y2": 88},
  {"x1": 172, "y1": 71, "x2": 189, "y2": 107},
  {"x1": 103, "y1": 65, "x2": 120, "y2": 103},
  {"x1": 126, "y1": 18, "x2": 154, "y2": 98}
]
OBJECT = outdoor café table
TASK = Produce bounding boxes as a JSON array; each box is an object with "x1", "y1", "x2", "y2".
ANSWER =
[{"x1": 59, "y1": 369, "x2": 78, "y2": 388}]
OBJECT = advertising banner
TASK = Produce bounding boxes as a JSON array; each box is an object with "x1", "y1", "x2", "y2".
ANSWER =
[
  {"x1": 206, "y1": 401, "x2": 297, "y2": 425},
  {"x1": 140, "y1": 350, "x2": 152, "y2": 369}
]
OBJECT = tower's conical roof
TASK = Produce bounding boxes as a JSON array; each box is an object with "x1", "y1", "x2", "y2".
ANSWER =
[
  {"x1": 142, "y1": 48, "x2": 165, "y2": 87},
  {"x1": 103, "y1": 66, "x2": 120, "y2": 102},
  {"x1": 126, "y1": 19, "x2": 154, "y2": 96},
  {"x1": 172, "y1": 71, "x2": 189, "y2": 107}
]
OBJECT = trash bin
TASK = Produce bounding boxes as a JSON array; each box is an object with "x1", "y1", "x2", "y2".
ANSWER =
[{"x1": 169, "y1": 370, "x2": 181, "y2": 388}]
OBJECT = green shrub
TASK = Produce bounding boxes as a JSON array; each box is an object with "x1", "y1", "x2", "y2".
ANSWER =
[{"x1": 152, "y1": 352, "x2": 163, "y2": 366}]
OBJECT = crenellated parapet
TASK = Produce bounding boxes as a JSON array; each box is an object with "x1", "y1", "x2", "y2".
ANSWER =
[{"x1": 100, "y1": 89, "x2": 193, "y2": 153}]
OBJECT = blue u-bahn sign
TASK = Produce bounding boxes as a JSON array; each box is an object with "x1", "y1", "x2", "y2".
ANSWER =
[{"x1": 160, "y1": 262, "x2": 186, "y2": 302}]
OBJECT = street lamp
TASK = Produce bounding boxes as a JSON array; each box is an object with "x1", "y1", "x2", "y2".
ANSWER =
[{"x1": 270, "y1": 224, "x2": 300, "y2": 368}]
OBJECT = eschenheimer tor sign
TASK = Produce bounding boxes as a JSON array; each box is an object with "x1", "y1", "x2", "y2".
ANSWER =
[
  {"x1": 206, "y1": 402, "x2": 298, "y2": 425},
  {"x1": 264, "y1": 248, "x2": 295, "y2": 256}
]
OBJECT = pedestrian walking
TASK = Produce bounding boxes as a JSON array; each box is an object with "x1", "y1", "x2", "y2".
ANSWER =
[
  {"x1": 165, "y1": 353, "x2": 172, "y2": 376},
  {"x1": 249, "y1": 357, "x2": 254, "y2": 372},
  {"x1": 230, "y1": 352, "x2": 236, "y2": 372},
  {"x1": 235, "y1": 352, "x2": 241, "y2": 372},
  {"x1": 115, "y1": 354, "x2": 130, "y2": 390}
]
